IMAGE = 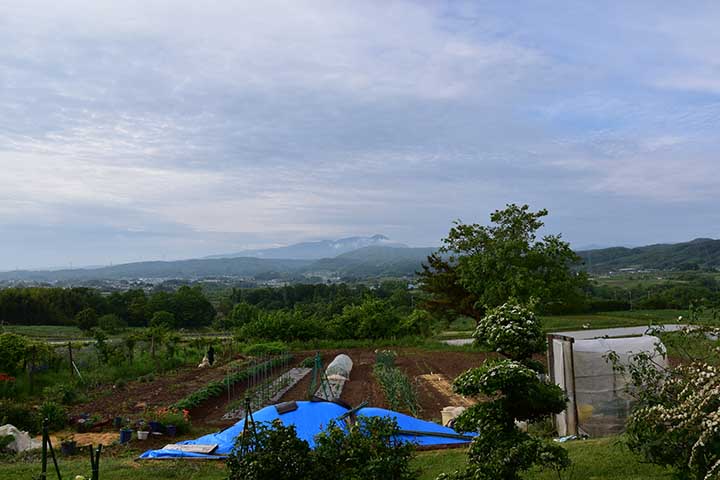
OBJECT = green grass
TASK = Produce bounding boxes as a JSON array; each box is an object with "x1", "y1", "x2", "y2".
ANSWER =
[
  {"x1": 540, "y1": 309, "x2": 693, "y2": 332},
  {"x1": 436, "y1": 309, "x2": 696, "y2": 339},
  {"x1": 0, "y1": 436, "x2": 672, "y2": 480},
  {"x1": 1, "y1": 324, "x2": 85, "y2": 339},
  {"x1": 414, "y1": 437, "x2": 673, "y2": 480}
]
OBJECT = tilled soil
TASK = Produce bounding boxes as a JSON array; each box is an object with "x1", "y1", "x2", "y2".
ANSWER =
[
  {"x1": 70, "y1": 356, "x2": 248, "y2": 421},
  {"x1": 71, "y1": 348, "x2": 495, "y2": 426},
  {"x1": 280, "y1": 348, "x2": 490, "y2": 421}
]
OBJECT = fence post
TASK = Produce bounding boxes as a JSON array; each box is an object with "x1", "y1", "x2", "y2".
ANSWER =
[{"x1": 68, "y1": 342, "x2": 74, "y2": 378}]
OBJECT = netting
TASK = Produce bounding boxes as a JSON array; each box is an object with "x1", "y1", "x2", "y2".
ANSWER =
[{"x1": 572, "y1": 335, "x2": 667, "y2": 437}]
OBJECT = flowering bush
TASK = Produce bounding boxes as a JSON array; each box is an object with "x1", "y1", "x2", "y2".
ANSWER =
[
  {"x1": 146, "y1": 407, "x2": 191, "y2": 434},
  {"x1": 610, "y1": 305, "x2": 720, "y2": 480},
  {"x1": 625, "y1": 363, "x2": 720, "y2": 480},
  {"x1": 440, "y1": 302, "x2": 569, "y2": 480},
  {"x1": 473, "y1": 302, "x2": 544, "y2": 360}
]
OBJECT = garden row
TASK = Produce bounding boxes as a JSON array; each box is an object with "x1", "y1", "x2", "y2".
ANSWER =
[{"x1": 172, "y1": 354, "x2": 293, "y2": 411}]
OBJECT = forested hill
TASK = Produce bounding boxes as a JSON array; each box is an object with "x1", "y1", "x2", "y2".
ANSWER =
[
  {"x1": 4, "y1": 237, "x2": 720, "y2": 282},
  {"x1": 578, "y1": 238, "x2": 720, "y2": 273},
  {"x1": 0, "y1": 257, "x2": 313, "y2": 282},
  {"x1": 308, "y1": 246, "x2": 437, "y2": 277}
]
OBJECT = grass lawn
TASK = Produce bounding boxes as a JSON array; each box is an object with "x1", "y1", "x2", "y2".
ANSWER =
[
  {"x1": 439, "y1": 309, "x2": 694, "y2": 338},
  {"x1": 541, "y1": 309, "x2": 691, "y2": 332},
  {"x1": 415, "y1": 436, "x2": 672, "y2": 480},
  {"x1": 0, "y1": 436, "x2": 672, "y2": 480},
  {"x1": 1, "y1": 324, "x2": 85, "y2": 339}
]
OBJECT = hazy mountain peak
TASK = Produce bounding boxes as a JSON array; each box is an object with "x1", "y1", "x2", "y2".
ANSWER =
[{"x1": 205, "y1": 234, "x2": 407, "y2": 260}]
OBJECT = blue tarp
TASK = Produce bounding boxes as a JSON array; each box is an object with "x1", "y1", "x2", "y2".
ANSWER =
[{"x1": 140, "y1": 401, "x2": 472, "y2": 459}]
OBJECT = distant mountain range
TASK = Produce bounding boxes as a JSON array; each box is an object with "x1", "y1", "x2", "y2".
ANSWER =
[
  {"x1": 0, "y1": 236, "x2": 434, "y2": 282},
  {"x1": 3, "y1": 236, "x2": 719, "y2": 284},
  {"x1": 205, "y1": 234, "x2": 407, "y2": 260},
  {"x1": 578, "y1": 238, "x2": 720, "y2": 273}
]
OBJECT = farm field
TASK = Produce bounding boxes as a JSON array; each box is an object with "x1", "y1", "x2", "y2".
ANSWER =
[
  {"x1": 0, "y1": 436, "x2": 672, "y2": 479},
  {"x1": 57, "y1": 347, "x2": 488, "y2": 427},
  {"x1": 437, "y1": 309, "x2": 694, "y2": 338}
]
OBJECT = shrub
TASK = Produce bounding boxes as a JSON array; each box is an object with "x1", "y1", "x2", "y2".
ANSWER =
[
  {"x1": 43, "y1": 382, "x2": 82, "y2": 405},
  {"x1": 227, "y1": 420, "x2": 314, "y2": 480},
  {"x1": 242, "y1": 342, "x2": 288, "y2": 357},
  {"x1": 608, "y1": 307, "x2": 720, "y2": 480},
  {"x1": 314, "y1": 416, "x2": 416, "y2": 480},
  {"x1": 239, "y1": 311, "x2": 327, "y2": 342},
  {"x1": 152, "y1": 407, "x2": 191, "y2": 435},
  {"x1": 226, "y1": 416, "x2": 416, "y2": 480},
  {"x1": 0, "y1": 333, "x2": 29, "y2": 375},
  {"x1": 0, "y1": 400, "x2": 39, "y2": 434},
  {"x1": 0, "y1": 434, "x2": 14, "y2": 453},
  {"x1": 39, "y1": 401, "x2": 67, "y2": 432},
  {"x1": 441, "y1": 302, "x2": 569, "y2": 480}
]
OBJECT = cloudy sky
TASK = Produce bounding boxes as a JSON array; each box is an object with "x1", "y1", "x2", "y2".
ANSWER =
[{"x1": 2, "y1": 1, "x2": 720, "y2": 269}]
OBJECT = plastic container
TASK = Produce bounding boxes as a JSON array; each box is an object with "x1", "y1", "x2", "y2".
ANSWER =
[
  {"x1": 165, "y1": 425, "x2": 177, "y2": 437},
  {"x1": 136, "y1": 430, "x2": 149, "y2": 441},
  {"x1": 119, "y1": 429, "x2": 132, "y2": 444}
]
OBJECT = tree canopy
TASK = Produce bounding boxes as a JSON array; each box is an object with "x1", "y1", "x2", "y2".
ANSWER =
[{"x1": 419, "y1": 204, "x2": 586, "y2": 321}]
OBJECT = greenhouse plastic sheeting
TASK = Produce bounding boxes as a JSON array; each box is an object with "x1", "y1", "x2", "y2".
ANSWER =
[
  {"x1": 140, "y1": 401, "x2": 473, "y2": 459},
  {"x1": 325, "y1": 354, "x2": 353, "y2": 380},
  {"x1": 573, "y1": 335, "x2": 667, "y2": 437}
]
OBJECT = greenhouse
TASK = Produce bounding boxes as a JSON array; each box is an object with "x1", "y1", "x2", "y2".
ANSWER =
[{"x1": 548, "y1": 330, "x2": 668, "y2": 437}]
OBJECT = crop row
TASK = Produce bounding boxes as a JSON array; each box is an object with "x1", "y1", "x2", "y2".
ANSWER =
[
  {"x1": 173, "y1": 354, "x2": 293, "y2": 410},
  {"x1": 373, "y1": 361, "x2": 419, "y2": 417}
]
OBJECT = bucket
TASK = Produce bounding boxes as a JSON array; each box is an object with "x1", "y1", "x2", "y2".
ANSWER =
[
  {"x1": 165, "y1": 425, "x2": 177, "y2": 437},
  {"x1": 149, "y1": 421, "x2": 162, "y2": 433},
  {"x1": 119, "y1": 429, "x2": 132, "y2": 444},
  {"x1": 136, "y1": 430, "x2": 149, "y2": 441}
]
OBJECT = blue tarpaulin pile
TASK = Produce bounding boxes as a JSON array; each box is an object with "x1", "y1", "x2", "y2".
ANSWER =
[{"x1": 140, "y1": 401, "x2": 472, "y2": 459}]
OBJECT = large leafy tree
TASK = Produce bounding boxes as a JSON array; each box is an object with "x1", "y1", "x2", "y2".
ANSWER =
[{"x1": 419, "y1": 204, "x2": 585, "y2": 322}]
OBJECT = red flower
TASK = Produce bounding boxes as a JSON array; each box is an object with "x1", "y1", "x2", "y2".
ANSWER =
[{"x1": 0, "y1": 373, "x2": 16, "y2": 382}]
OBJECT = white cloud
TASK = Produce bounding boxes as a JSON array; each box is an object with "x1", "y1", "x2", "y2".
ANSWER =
[{"x1": 2, "y1": 1, "x2": 720, "y2": 268}]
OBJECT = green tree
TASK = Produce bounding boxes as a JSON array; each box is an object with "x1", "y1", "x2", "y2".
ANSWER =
[
  {"x1": 332, "y1": 298, "x2": 400, "y2": 339},
  {"x1": 97, "y1": 313, "x2": 127, "y2": 334},
  {"x1": 419, "y1": 204, "x2": 585, "y2": 322},
  {"x1": 229, "y1": 302, "x2": 260, "y2": 327},
  {"x1": 173, "y1": 286, "x2": 216, "y2": 328},
  {"x1": 75, "y1": 307, "x2": 98, "y2": 331},
  {"x1": 150, "y1": 310, "x2": 176, "y2": 329}
]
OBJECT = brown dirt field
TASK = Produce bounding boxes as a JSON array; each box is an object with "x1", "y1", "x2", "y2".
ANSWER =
[
  {"x1": 278, "y1": 348, "x2": 490, "y2": 421},
  {"x1": 394, "y1": 350, "x2": 489, "y2": 421},
  {"x1": 69, "y1": 348, "x2": 496, "y2": 428},
  {"x1": 70, "y1": 356, "x2": 250, "y2": 422},
  {"x1": 189, "y1": 360, "x2": 298, "y2": 427}
]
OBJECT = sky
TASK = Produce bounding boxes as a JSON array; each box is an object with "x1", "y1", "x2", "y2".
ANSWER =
[{"x1": 1, "y1": 1, "x2": 720, "y2": 270}]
